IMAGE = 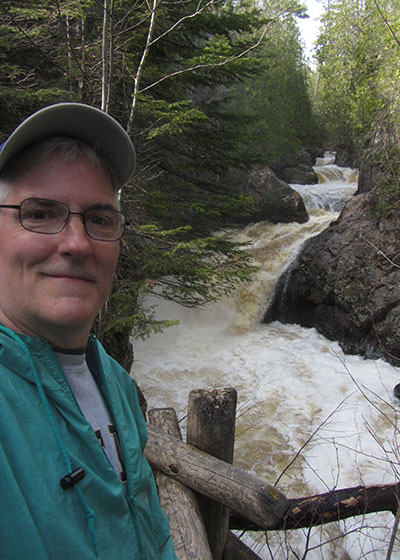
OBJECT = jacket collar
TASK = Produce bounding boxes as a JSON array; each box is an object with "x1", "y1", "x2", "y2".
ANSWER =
[{"x1": 0, "y1": 326, "x2": 98, "y2": 391}]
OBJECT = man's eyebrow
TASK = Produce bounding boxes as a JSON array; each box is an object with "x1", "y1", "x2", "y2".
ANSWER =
[{"x1": 86, "y1": 203, "x2": 119, "y2": 211}]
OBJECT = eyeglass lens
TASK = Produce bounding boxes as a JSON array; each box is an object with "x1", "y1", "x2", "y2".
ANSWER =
[{"x1": 19, "y1": 198, "x2": 124, "y2": 241}]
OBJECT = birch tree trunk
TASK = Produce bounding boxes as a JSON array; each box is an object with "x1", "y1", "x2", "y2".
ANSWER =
[
  {"x1": 101, "y1": 0, "x2": 114, "y2": 112},
  {"x1": 127, "y1": 0, "x2": 158, "y2": 134}
]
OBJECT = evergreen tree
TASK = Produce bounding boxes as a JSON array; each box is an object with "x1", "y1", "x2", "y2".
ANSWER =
[
  {"x1": 226, "y1": 0, "x2": 322, "y2": 168},
  {"x1": 99, "y1": 0, "x2": 266, "y2": 340},
  {"x1": 315, "y1": 0, "x2": 400, "y2": 215},
  {"x1": 0, "y1": 0, "x2": 319, "y2": 350},
  {"x1": 0, "y1": 0, "x2": 264, "y2": 345}
]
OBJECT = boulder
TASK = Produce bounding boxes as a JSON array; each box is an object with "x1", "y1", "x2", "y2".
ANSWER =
[
  {"x1": 264, "y1": 187, "x2": 400, "y2": 366},
  {"x1": 274, "y1": 148, "x2": 320, "y2": 185},
  {"x1": 279, "y1": 163, "x2": 318, "y2": 185},
  {"x1": 237, "y1": 166, "x2": 309, "y2": 225}
]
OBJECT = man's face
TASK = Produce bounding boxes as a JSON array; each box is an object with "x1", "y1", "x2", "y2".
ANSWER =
[{"x1": 0, "y1": 153, "x2": 120, "y2": 347}]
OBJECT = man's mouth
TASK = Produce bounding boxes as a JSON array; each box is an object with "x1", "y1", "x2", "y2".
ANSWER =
[{"x1": 43, "y1": 272, "x2": 96, "y2": 283}]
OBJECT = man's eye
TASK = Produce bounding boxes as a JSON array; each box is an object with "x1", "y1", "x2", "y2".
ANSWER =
[
  {"x1": 30, "y1": 211, "x2": 49, "y2": 220},
  {"x1": 87, "y1": 214, "x2": 113, "y2": 227},
  {"x1": 23, "y1": 210, "x2": 56, "y2": 221}
]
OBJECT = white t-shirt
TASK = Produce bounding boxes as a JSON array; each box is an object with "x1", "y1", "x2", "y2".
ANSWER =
[{"x1": 55, "y1": 351, "x2": 126, "y2": 483}]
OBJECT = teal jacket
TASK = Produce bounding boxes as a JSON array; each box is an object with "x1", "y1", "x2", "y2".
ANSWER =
[{"x1": 0, "y1": 327, "x2": 176, "y2": 559}]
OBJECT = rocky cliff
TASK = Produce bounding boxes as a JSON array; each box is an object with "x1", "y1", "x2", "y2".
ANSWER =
[{"x1": 264, "y1": 185, "x2": 400, "y2": 366}]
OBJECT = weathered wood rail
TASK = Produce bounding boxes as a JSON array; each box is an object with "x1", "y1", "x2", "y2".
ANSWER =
[
  {"x1": 149, "y1": 408, "x2": 213, "y2": 559},
  {"x1": 144, "y1": 388, "x2": 399, "y2": 559},
  {"x1": 145, "y1": 423, "x2": 288, "y2": 529}
]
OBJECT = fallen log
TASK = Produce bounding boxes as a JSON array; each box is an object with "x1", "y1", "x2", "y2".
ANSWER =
[
  {"x1": 229, "y1": 483, "x2": 400, "y2": 531},
  {"x1": 145, "y1": 424, "x2": 289, "y2": 529}
]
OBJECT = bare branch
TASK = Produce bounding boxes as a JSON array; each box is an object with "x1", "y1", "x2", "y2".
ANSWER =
[
  {"x1": 372, "y1": 0, "x2": 400, "y2": 49},
  {"x1": 101, "y1": 0, "x2": 112, "y2": 111},
  {"x1": 229, "y1": 483, "x2": 400, "y2": 531},
  {"x1": 365, "y1": 239, "x2": 400, "y2": 269},
  {"x1": 274, "y1": 393, "x2": 356, "y2": 487},
  {"x1": 386, "y1": 494, "x2": 400, "y2": 559},
  {"x1": 54, "y1": 0, "x2": 95, "y2": 96},
  {"x1": 137, "y1": 24, "x2": 269, "y2": 95},
  {"x1": 148, "y1": 0, "x2": 222, "y2": 48}
]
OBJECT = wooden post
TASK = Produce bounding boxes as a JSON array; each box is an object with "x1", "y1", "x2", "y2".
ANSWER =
[
  {"x1": 148, "y1": 408, "x2": 213, "y2": 560},
  {"x1": 186, "y1": 388, "x2": 237, "y2": 560}
]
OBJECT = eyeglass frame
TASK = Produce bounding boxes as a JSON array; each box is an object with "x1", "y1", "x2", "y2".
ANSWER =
[{"x1": 0, "y1": 197, "x2": 126, "y2": 242}]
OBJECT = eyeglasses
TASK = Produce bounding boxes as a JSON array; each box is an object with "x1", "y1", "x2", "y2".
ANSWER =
[{"x1": 0, "y1": 197, "x2": 125, "y2": 242}]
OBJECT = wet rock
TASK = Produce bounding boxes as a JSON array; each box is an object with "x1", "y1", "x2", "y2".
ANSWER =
[
  {"x1": 237, "y1": 166, "x2": 309, "y2": 225},
  {"x1": 274, "y1": 148, "x2": 320, "y2": 185},
  {"x1": 335, "y1": 144, "x2": 359, "y2": 168},
  {"x1": 279, "y1": 164, "x2": 318, "y2": 185},
  {"x1": 264, "y1": 187, "x2": 400, "y2": 366},
  {"x1": 357, "y1": 159, "x2": 380, "y2": 194}
]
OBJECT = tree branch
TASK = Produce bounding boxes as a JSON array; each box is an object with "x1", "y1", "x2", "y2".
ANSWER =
[
  {"x1": 148, "y1": 0, "x2": 222, "y2": 48},
  {"x1": 137, "y1": 25, "x2": 269, "y2": 95},
  {"x1": 372, "y1": 0, "x2": 400, "y2": 49},
  {"x1": 127, "y1": 0, "x2": 158, "y2": 133},
  {"x1": 230, "y1": 483, "x2": 400, "y2": 531}
]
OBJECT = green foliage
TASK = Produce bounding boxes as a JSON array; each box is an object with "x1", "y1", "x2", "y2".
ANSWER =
[
  {"x1": 98, "y1": 223, "x2": 258, "y2": 340},
  {"x1": 104, "y1": 299, "x2": 181, "y2": 342},
  {"x1": 368, "y1": 116, "x2": 400, "y2": 220},
  {"x1": 0, "y1": 1, "x2": 91, "y2": 130},
  {"x1": 315, "y1": 0, "x2": 400, "y2": 217},
  {"x1": 137, "y1": 233, "x2": 258, "y2": 307},
  {"x1": 373, "y1": 172, "x2": 400, "y2": 220},
  {"x1": 226, "y1": 0, "x2": 323, "y2": 167},
  {"x1": 141, "y1": 100, "x2": 209, "y2": 139}
]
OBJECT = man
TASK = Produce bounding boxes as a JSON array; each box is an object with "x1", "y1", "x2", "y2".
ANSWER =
[{"x1": 0, "y1": 103, "x2": 176, "y2": 559}]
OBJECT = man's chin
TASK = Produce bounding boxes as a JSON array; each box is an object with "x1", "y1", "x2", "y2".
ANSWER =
[{"x1": 35, "y1": 303, "x2": 98, "y2": 337}]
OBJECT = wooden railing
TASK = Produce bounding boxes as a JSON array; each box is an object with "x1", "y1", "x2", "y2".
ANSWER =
[{"x1": 144, "y1": 388, "x2": 400, "y2": 560}]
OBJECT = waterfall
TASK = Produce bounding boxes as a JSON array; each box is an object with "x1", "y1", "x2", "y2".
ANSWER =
[
  {"x1": 290, "y1": 155, "x2": 358, "y2": 212},
  {"x1": 131, "y1": 156, "x2": 400, "y2": 559}
]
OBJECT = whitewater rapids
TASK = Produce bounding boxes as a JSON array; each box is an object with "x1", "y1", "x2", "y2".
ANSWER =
[{"x1": 131, "y1": 158, "x2": 400, "y2": 559}]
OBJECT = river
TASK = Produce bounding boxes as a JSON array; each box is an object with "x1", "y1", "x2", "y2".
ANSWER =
[{"x1": 131, "y1": 154, "x2": 400, "y2": 559}]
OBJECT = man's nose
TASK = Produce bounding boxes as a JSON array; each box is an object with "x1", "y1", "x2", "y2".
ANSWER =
[{"x1": 58, "y1": 214, "x2": 92, "y2": 256}]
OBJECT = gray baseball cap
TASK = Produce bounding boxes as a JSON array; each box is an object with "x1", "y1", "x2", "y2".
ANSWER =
[{"x1": 0, "y1": 103, "x2": 136, "y2": 188}]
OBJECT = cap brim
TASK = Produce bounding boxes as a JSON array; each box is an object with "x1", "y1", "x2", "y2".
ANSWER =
[{"x1": 0, "y1": 103, "x2": 135, "y2": 188}]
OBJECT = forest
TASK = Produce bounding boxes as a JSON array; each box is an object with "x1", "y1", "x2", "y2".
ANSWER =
[{"x1": 0, "y1": 0, "x2": 399, "y2": 360}]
